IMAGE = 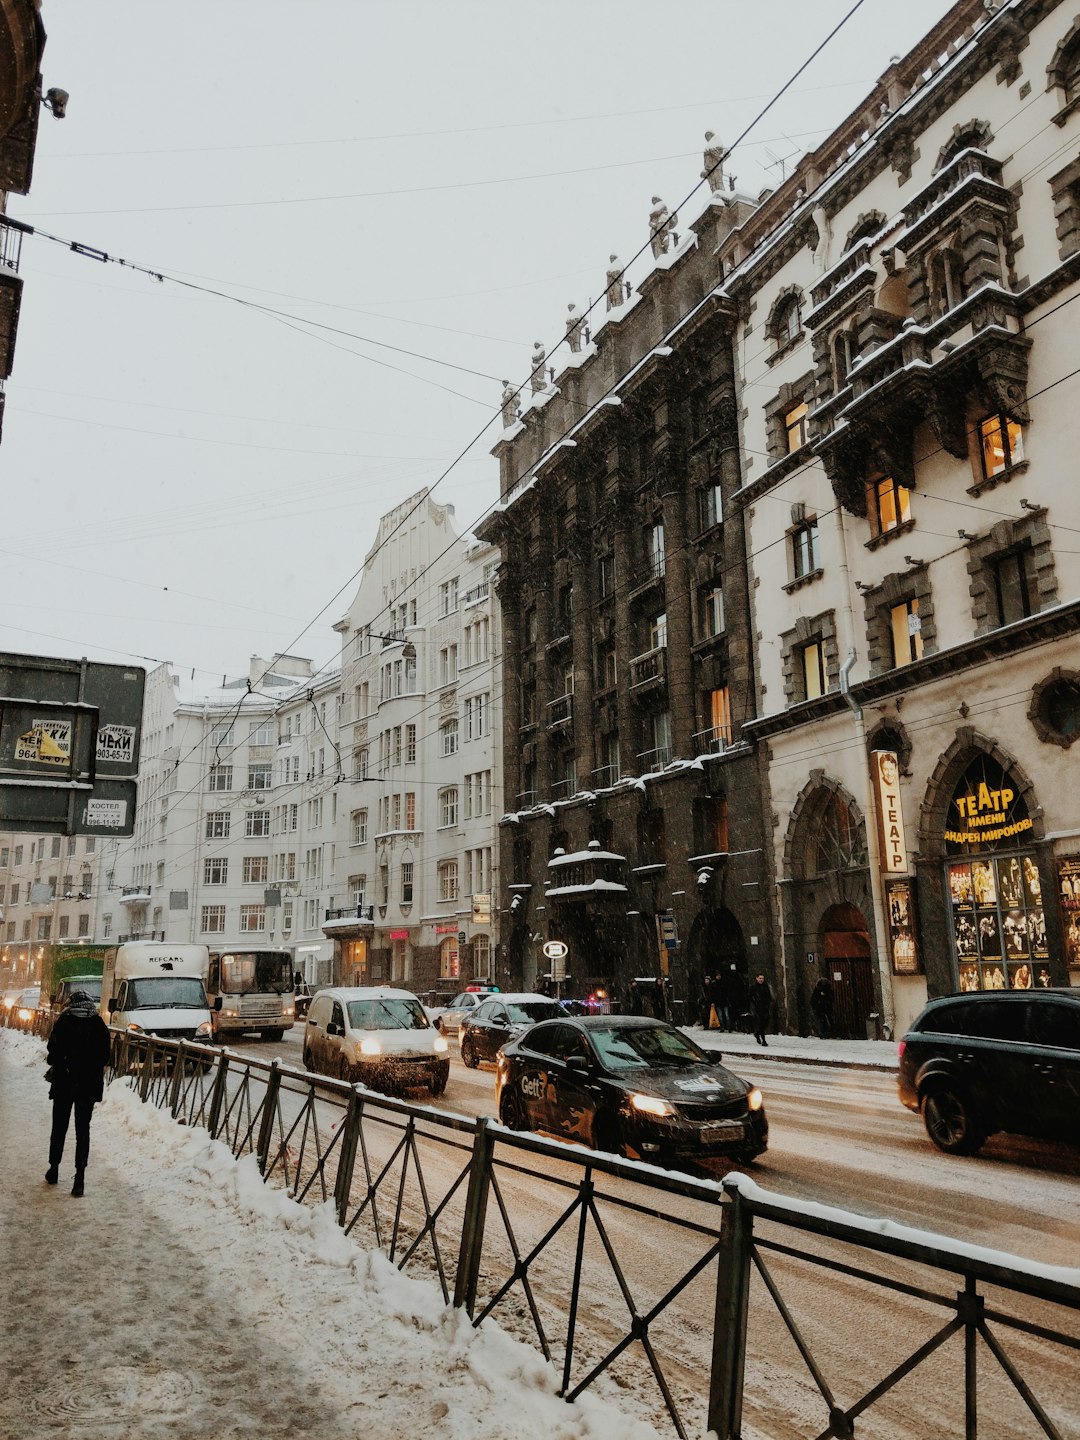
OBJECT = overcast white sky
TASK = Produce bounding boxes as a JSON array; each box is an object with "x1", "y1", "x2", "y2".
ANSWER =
[{"x1": 3, "y1": 0, "x2": 950, "y2": 698}]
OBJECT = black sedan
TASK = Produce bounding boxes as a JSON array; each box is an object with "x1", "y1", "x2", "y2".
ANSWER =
[
  {"x1": 459, "y1": 994, "x2": 564, "y2": 1068},
  {"x1": 495, "y1": 1015, "x2": 767, "y2": 1169}
]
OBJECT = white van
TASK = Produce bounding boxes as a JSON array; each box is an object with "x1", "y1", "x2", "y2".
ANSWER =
[
  {"x1": 100, "y1": 942, "x2": 216, "y2": 1044},
  {"x1": 303, "y1": 986, "x2": 449, "y2": 1096}
]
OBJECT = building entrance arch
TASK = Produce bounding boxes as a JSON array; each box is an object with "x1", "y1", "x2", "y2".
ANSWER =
[
  {"x1": 687, "y1": 907, "x2": 749, "y2": 1028},
  {"x1": 819, "y1": 902, "x2": 875, "y2": 1039}
]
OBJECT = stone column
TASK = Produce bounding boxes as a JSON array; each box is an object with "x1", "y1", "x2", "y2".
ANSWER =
[
  {"x1": 569, "y1": 528, "x2": 596, "y2": 785},
  {"x1": 661, "y1": 476, "x2": 694, "y2": 759}
]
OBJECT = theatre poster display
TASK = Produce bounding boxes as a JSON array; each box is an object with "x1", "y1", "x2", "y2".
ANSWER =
[
  {"x1": 944, "y1": 755, "x2": 1048, "y2": 992},
  {"x1": 1058, "y1": 856, "x2": 1080, "y2": 971},
  {"x1": 885, "y1": 878, "x2": 919, "y2": 974}
]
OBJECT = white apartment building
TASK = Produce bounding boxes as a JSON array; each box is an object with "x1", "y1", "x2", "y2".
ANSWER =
[
  {"x1": 328, "y1": 489, "x2": 502, "y2": 994},
  {"x1": 0, "y1": 829, "x2": 109, "y2": 990},
  {"x1": 113, "y1": 654, "x2": 339, "y2": 984}
]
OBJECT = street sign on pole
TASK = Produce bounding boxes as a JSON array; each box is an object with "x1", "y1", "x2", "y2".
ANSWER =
[
  {"x1": 0, "y1": 651, "x2": 145, "y2": 835},
  {"x1": 542, "y1": 939, "x2": 568, "y2": 982}
]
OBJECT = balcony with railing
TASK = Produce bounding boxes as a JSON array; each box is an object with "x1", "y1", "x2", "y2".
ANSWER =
[
  {"x1": 119, "y1": 885, "x2": 151, "y2": 906},
  {"x1": 636, "y1": 744, "x2": 672, "y2": 772},
  {"x1": 322, "y1": 904, "x2": 375, "y2": 936},
  {"x1": 0, "y1": 218, "x2": 26, "y2": 383},
  {"x1": 629, "y1": 646, "x2": 667, "y2": 692},
  {"x1": 693, "y1": 724, "x2": 733, "y2": 757},
  {"x1": 463, "y1": 580, "x2": 490, "y2": 608},
  {"x1": 546, "y1": 692, "x2": 573, "y2": 729}
]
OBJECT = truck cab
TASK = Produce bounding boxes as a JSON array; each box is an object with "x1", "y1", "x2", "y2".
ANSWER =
[{"x1": 100, "y1": 943, "x2": 216, "y2": 1044}]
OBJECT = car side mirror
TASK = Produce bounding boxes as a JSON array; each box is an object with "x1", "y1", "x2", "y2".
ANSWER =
[
  {"x1": 566, "y1": 1053, "x2": 591, "y2": 1074},
  {"x1": 327, "y1": 1021, "x2": 342, "y2": 1037},
  {"x1": 701, "y1": 1047, "x2": 723, "y2": 1062},
  {"x1": 107, "y1": 998, "x2": 117, "y2": 1015},
  {"x1": 213, "y1": 996, "x2": 222, "y2": 1011}
]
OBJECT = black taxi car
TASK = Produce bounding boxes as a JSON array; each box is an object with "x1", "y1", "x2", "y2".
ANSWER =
[
  {"x1": 898, "y1": 988, "x2": 1080, "y2": 1155},
  {"x1": 495, "y1": 1014, "x2": 767, "y2": 1169}
]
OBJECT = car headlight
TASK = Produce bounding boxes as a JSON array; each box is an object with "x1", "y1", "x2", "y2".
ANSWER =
[
  {"x1": 433, "y1": 1036, "x2": 449, "y2": 1054},
  {"x1": 223, "y1": 1007, "x2": 239, "y2": 1018},
  {"x1": 126, "y1": 1022, "x2": 145, "y2": 1034},
  {"x1": 747, "y1": 1087, "x2": 764, "y2": 1112},
  {"x1": 17, "y1": 1008, "x2": 31, "y2": 1021},
  {"x1": 631, "y1": 1093, "x2": 676, "y2": 1117},
  {"x1": 359, "y1": 1037, "x2": 382, "y2": 1056},
  {"x1": 283, "y1": 1006, "x2": 294, "y2": 1018},
  {"x1": 196, "y1": 1021, "x2": 213, "y2": 1038}
]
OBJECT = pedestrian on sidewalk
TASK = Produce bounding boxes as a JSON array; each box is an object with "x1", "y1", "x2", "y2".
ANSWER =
[
  {"x1": 749, "y1": 972, "x2": 772, "y2": 1047},
  {"x1": 810, "y1": 975, "x2": 834, "y2": 1039},
  {"x1": 45, "y1": 989, "x2": 111, "y2": 1197}
]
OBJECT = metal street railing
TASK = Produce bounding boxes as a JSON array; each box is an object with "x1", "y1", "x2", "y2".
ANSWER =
[{"x1": 78, "y1": 1030, "x2": 1080, "y2": 1439}]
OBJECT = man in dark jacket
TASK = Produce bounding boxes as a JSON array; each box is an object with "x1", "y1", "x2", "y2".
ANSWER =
[
  {"x1": 749, "y1": 972, "x2": 772, "y2": 1047},
  {"x1": 45, "y1": 989, "x2": 111, "y2": 1197}
]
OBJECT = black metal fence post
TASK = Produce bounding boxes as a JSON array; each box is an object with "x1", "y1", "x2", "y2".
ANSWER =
[
  {"x1": 168, "y1": 1042, "x2": 187, "y2": 1116},
  {"x1": 334, "y1": 1085, "x2": 365, "y2": 1228},
  {"x1": 206, "y1": 1050, "x2": 230, "y2": 1140},
  {"x1": 709, "y1": 1184, "x2": 753, "y2": 1440},
  {"x1": 453, "y1": 1116, "x2": 495, "y2": 1317},
  {"x1": 138, "y1": 1038, "x2": 153, "y2": 1102},
  {"x1": 256, "y1": 1059, "x2": 282, "y2": 1176}
]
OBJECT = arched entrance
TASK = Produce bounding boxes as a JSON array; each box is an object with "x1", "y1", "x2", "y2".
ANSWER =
[
  {"x1": 688, "y1": 906, "x2": 749, "y2": 1027},
  {"x1": 819, "y1": 903, "x2": 875, "y2": 1039}
]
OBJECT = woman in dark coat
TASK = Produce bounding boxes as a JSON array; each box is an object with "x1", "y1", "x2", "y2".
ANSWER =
[{"x1": 45, "y1": 990, "x2": 111, "y2": 1197}]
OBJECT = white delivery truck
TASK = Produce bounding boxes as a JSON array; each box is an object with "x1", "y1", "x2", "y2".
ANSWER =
[{"x1": 100, "y1": 942, "x2": 217, "y2": 1044}]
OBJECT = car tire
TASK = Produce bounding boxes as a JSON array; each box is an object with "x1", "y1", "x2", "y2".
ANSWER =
[
  {"x1": 430, "y1": 1068, "x2": 448, "y2": 1098},
  {"x1": 499, "y1": 1084, "x2": 528, "y2": 1131},
  {"x1": 265, "y1": 1028, "x2": 285, "y2": 1043},
  {"x1": 302, "y1": 1047, "x2": 314, "y2": 1072},
  {"x1": 461, "y1": 1036, "x2": 479, "y2": 1069},
  {"x1": 922, "y1": 1084, "x2": 983, "y2": 1155}
]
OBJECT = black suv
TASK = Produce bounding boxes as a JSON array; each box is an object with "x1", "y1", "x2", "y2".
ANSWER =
[{"x1": 898, "y1": 989, "x2": 1080, "y2": 1154}]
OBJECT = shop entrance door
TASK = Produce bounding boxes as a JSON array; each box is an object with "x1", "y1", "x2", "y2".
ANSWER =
[{"x1": 820, "y1": 903, "x2": 875, "y2": 1039}]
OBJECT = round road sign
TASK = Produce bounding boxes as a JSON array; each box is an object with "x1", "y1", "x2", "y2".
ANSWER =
[{"x1": 542, "y1": 940, "x2": 568, "y2": 960}]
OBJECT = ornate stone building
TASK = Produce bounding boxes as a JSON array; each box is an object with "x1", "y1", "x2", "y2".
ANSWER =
[
  {"x1": 486, "y1": 0, "x2": 1080, "y2": 1036},
  {"x1": 480, "y1": 195, "x2": 775, "y2": 1025},
  {"x1": 729, "y1": 0, "x2": 1080, "y2": 1038}
]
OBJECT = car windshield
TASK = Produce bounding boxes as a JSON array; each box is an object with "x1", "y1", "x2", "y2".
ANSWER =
[
  {"x1": 126, "y1": 977, "x2": 207, "y2": 1009},
  {"x1": 346, "y1": 998, "x2": 429, "y2": 1031},
  {"x1": 589, "y1": 1024, "x2": 709, "y2": 1072},
  {"x1": 505, "y1": 1001, "x2": 563, "y2": 1024}
]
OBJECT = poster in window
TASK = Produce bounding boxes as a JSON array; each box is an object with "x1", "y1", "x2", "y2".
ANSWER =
[
  {"x1": 999, "y1": 856, "x2": 1023, "y2": 908},
  {"x1": 948, "y1": 863, "x2": 974, "y2": 910},
  {"x1": 1022, "y1": 856, "x2": 1042, "y2": 906},
  {"x1": 1026, "y1": 908, "x2": 1048, "y2": 959},
  {"x1": 954, "y1": 912, "x2": 977, "y2": 957},
  {"x1": 885, "y1": 878, "x2": 919, "y2": 974},
  {"x1": 971, "y1": 860, "x2": 996, "y2": 906},
  {"x1": 1057, "y1": 856, "x2": 1080, "y2": 969},
  {"x1": 1002, "y1": 910, "x2": 1028, "y2": 957},
  {"x1": 958, "y1": 961, "x2": 980, "y2": 992},
  {"x1": 977, "y1": 913, "x2": 1002, "y2": 958}
]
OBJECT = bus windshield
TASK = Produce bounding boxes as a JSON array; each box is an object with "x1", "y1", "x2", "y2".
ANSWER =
[
  {"x1": 219, "y1": 951, "x2": 293, "y2": 995},
  {"x1": 125, "y1": 976, "x2": 207, "y2": 1010}
]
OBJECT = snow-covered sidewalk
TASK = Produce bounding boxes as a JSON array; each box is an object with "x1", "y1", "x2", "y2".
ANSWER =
[
  {"x1": 680, "y1": 1026, "x2": 899, "y2": 1071},
  {"x1": 0, "y1": 1030, "x2": 661, "y2": 1440}
]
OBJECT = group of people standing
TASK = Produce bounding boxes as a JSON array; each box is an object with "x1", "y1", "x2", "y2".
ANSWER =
[{"x1": 699, "y1": 967, "x2": 774, "y2": 1046}]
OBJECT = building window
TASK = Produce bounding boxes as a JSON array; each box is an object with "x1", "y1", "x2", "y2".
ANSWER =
[
  {"x1": 203, "y1": 858, "x2": 228, "y2": 885},
  {"x1": 350, "y1": 875, "x2": 367, "y2": 907},
  {"x1": 441, "y1": 719, "x2": 459, "y2": 756},
  {"x1": 598, "y1": 552, "x2": 616, "y2": 598},
  {"x1": 771, "y1": 292, "x2": 802, "y2": 351},
  {"x1": 201, "y1": 905, "x2": 226, "y2": 933},
  {"x1": 439, "y1": 577, "x2": 459, "y2": 616},
  {"x1": 208, "y1": 765, "x2": 233, "y2": 791},
  {"x1": 697, "y1": 482, "x2": 722, "y2": 533},
  {"x1": 701, "y1": 585, "x2": 725, "y2": 639},
  {"x1": 248, "y1": 719, "x2": 275, "y2": 745},
  {"x1": 802, "y1": 641, "x2": 827, "y2": 700},
  {"x1": 405, "y1": 792, "x2": 416, "y2": 830},
  {"x1": 405, "y1": 724, "x2": 416, "y2": 763},
  {"x1": 243, "y1": 856, "x2": 269, "y2": 883},
  {"x1": 439, "y1": 788, "x2": 459, "y2": 829},
  {"x1": 206, "y1": 811, "x2": 230, "y2": 839},
  {"x1": 867, "y1": 476, "x2": 912, "y2": 539},
  {"x1": 927, "y1": 245, "x2": 965, "y2": 319},
  {"x1": 649, "y1": 613, "x2": 668, "y2": 650},
  {"x1": 438, "y1": 861, "x2": 459, "y2": 902},
  {"x1": 992, "y1": 547, "x2": 1036, "y2": 626},
  {"x1": 439, "y1": 935, "x2": 460, "y2": 979},
  {"x1": 352, "y1": 809, "x2": 368, "y2": 845},
  {"x1": 890, "y1": 599, "x2": 924, "y2": 667},
  {"x1": 247, "y1": 761, "x2": 270, "y2": 788},
  {"x1": 439, "y1": 645, "x2": 458, "y2": 686},
  {"x1": 832, "y1": 325, "x2": 860, "y2": 390},
  {"x1": 239, "y1": 904, "x2": 266, "y2": 933},
  {"x1": 791, "y1": 520, "x2": 820, "y2": 579},
  {"x1": 702, "y1": 686, "x2": 732, "y2": 752},
  {"x1": 401, "y1": 862, "x2": 414, "y2": 904},
  {"x1": 645, "y1": 521, "x2": 666, "y2": 579},
  {"x1": 209, "y1": 721, "x2": 234, "y2": 747},
  {"x1": 785, "y1": 401, "x2": 809, "y2": 453},
  {"x1": 246, "y1": 810, "x2": 271, "y2": 837},
  {"x1": 353, "y1": 747, "x2": 369, "y2": 781},
  {"x1": 600, "y1": 732, "x2": 620, "y2": 785},
  {"x1": 979, "y1": 414, "x2": 1024, "y2": 480},
  {"x1": 596, "y1": 643, "x2": 617, "y2": 691},
  {"x1": 58, "y1": 915, "x2": 70, "y2": 939}
]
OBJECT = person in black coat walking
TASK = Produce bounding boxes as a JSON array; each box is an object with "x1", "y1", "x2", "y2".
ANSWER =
[
  {"x1": 45, "y1": 990, "x2": 111, "y2": 1197},
  {"x1": 749, "y1": 972, "x2": 772, "y2": 1047}
]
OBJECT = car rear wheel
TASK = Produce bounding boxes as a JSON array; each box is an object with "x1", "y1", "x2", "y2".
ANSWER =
[
  {"x1": 265, "y1": 1028, "x2": 285, "y2": 1042},
  {"x1": 302, "y1": 1047, "x2": 314, "y2": 1071},
  {"x1": 430, "y1": 1069, "x2": 448, "y2": 1097},
  {"x1": 922, "y1": 1085, "x2": 983, "y2": 1155},
  {"x1": 499, "y1": 1084, "x2": 528, "y2": 1131},
  {"x1": 461, "y1": 1036, "x2": 479, "y2": 1069}
]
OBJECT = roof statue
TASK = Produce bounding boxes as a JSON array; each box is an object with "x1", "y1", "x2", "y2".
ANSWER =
[
  {"x1": 564, "y1": 302, "x2": 585, "y2": 353},
  {"x1": 500, "y1": 379, "x2": 519, "y2": 428},
  {"x1": 702, "y1": 131, "x2": 727, "y2": 194},
  {"x1": 605, "y1": 254, "x2": 625, "y2": 311},
  {"x1": 648, "y1": 196, "x2": 677, "y2": 259},
  {"x1": 529, "y1": 341, "x2": 547, "y2": 394}
]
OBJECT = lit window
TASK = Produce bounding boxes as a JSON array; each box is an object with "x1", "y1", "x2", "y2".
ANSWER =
[
  {"x1": 802, "y1": 642, "x2": 826, "y2": 700},
  {"x1": 979, "y1": 414, "x2": 1023, "y2": 479},
  {"x1": 785, "y1": 401, "x2": 809, "y2": 453},
  {"x1": 889, "y1": 599, "x2": 924, "y2": 667},
  {"x1": 868, "y1": 476, "x2": 912, "y2": 537}
]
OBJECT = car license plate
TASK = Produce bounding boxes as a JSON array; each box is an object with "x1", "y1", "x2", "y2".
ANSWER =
[{"x1": 699, "y1": 1119, "x2": 745, "y2": 1144}]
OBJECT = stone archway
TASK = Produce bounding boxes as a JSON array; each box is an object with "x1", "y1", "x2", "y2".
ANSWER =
[
  {"x1": 819, "y1": 902, "x2": 875, "y2": 1039},
  {"x1": 687, "y1": 906, "x2": 749, "y2": 1027}
]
